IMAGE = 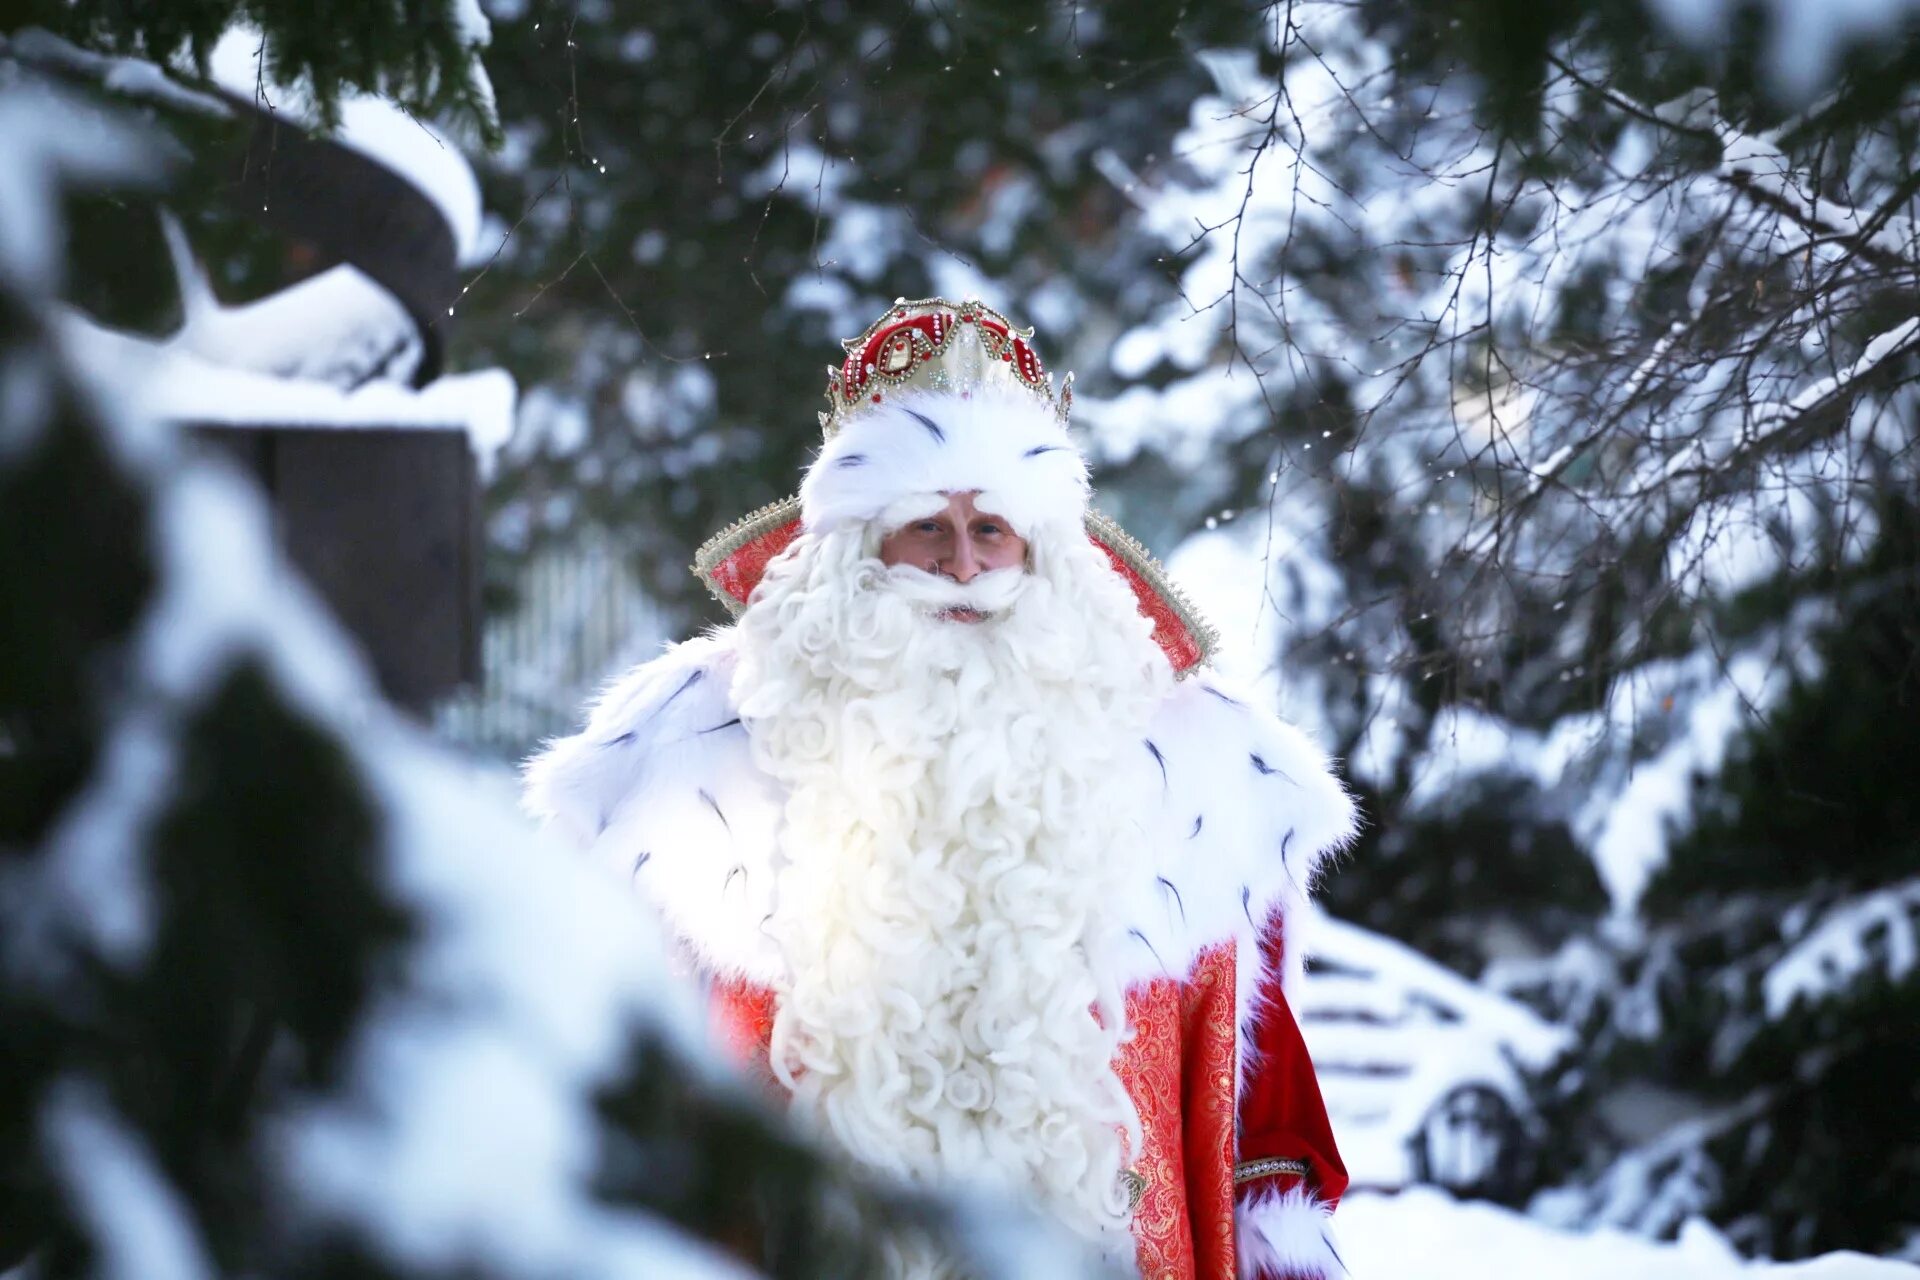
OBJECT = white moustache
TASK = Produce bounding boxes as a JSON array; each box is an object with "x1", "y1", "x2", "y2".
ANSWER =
[{"x1": 879, "y1": 563, "x2": 1030, "y2": 619}]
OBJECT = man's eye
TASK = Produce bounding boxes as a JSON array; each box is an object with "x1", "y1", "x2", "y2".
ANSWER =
[
  {"x1": 915, "y1": 521, "x2": 943, "y2": 533},
  {"x1": 976, "y1": 524, "x2": 1003, "y2": 536}
]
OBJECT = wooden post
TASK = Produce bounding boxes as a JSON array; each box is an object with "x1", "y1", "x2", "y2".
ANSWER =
[{"x1": 193, "y1": 425, "x2": 481, "y2": 715}]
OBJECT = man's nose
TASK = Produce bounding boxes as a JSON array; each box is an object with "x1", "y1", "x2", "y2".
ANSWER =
[{"x1": 945, "y1": 533, "x2": 982, "y2": 583}]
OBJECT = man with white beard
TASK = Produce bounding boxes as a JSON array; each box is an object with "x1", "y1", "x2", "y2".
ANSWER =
[{"x1": 525, "y1": 299, "x2": 1358, "y2": 1280}]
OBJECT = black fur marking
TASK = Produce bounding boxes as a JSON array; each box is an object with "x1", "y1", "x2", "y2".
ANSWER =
[
  {"x1": 1157, "y1": 876, "x2": 1187, "y2": 926},
  {"x1": 605, "y1": 668, "x2": 704, "y2": 747},
  {"x1": 631, "y1": 851, "x2": 651, "y2": 877},
  {"x1": 1249, "y1": 752, "x2": 1295, "y2": 783},
  {"x1": 1024, "y1": 444, "x2": 1067, "y2": 458},
  {"x1": 1190, "y1": 814, "x2": 1204, "y2": 839},
  {"x1": 1278, "y1": 828, "x2": 1304, "y2": 898},
  {"x1": 724, "y1": 864, "x2": 746, "y2": 893},
  {"x1": 1202, "y1": 684, "x2": 1245, "y2": 708},
  {"x1": 903, "y1": 408, "x2": 946, "y2": 443},
  {"x1": 699, "y1": 788, "x2": 731, "y2": 834},
  {"x1": 659, "y1": 668, "x2": 705, "y2": 714},
  {"x1": 1241, "y1": 884, "x2": 1257, "y2": 929},
  {"x1": 836, "y1": 452, "x2": 868, "y2": 468},
  {"x1": 1145, "y1": 738, "x2": 1167, "y2": 789},
  {"x1": 1128, "y1": 927, "x2": 1169, "y2": 973},
  {"x1": 699, "y1": 718, "x2": 743, "y2": 735}
]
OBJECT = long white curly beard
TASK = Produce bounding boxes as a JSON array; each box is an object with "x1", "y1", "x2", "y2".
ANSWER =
[{"x1": 730, "y1": 521, "x2": 1172, "y2": 1267}]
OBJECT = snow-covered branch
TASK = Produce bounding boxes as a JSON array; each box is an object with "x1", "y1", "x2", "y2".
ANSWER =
[
  {"x1": 1651, "y1": 90, "x2": 1917, "y2": 274},
  {"x1": 1639, "y1": 316, "x2": 1920, "y2": 497}
]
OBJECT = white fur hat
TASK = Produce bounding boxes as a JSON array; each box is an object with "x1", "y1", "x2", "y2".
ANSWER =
[
  {"x1": 799, "y1": 387, "x2": 1089, "y2": 539},
  {"x1": 795, "y1": 297, "x2": 1086, "y2": 539}
]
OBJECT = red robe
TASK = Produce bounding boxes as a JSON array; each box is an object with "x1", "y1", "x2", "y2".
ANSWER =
[
  {"x1": 707, "y1": 909, "x2": 1347, "y2": 1279},
  {"x1": 524, "y1": 633, "x2": 1359, "y2": 1278}
]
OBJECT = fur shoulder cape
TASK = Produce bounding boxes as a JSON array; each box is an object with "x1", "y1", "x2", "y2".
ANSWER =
[{"x1": 524, "y1": 631, "x2": 1359, "y2": 992}]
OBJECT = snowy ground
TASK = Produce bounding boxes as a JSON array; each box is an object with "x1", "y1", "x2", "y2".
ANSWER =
[{"x1": 1340, "y1": 1189, "x2": 1917, "y2": 1279}]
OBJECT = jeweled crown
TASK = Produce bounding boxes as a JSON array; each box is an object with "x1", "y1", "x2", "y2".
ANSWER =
[{"x1": 820, "y1": 297, "x2": 1074, "y2": 437}]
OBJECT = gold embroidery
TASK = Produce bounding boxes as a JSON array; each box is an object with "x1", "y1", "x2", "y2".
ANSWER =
[
  {"x1": 1114, "y1": 979, "x2": 1192, "y2": 1277},
  {"x1": 1183, "y1": 944, "x2": 1240, "y2": 1280},
  {"x1": 689, "y1": 496, "x2": 804, "y2": 613},
  {"x1": 1085, "y1": 509, "x2": 1219, "y2": 677}
]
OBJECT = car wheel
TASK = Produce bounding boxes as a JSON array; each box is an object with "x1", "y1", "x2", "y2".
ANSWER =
[{"x1": 1410, "y1": 1084, "x2": 1531, "y2": 1200}]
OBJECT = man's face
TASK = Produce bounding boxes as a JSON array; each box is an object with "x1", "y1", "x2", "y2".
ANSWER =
[{"x1": 877, "y1": 491, "x2": 1027, "y2": 582}]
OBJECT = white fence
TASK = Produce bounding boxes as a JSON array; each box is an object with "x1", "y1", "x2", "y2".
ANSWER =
[{"x1": 435, "y1": 533, "x2": 671, "y2": 759}]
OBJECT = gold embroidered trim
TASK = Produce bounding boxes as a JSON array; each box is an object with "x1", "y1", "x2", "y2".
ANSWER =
[
  {"x1": 1234, "y1": 1156, "x2": 1310, "y2": 1185},
  {"x1": 1084, "y1": 508, "x2": 1219, "y2": 678},
  {"x1": 822, "y1": 297, "x2": 1068, "y2": 437},
  {"x1": 689, "y1": 495, "x2": 803, "y2": 615}
]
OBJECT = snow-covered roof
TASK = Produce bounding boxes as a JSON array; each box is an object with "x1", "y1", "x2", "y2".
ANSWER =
[
  {"x1": 205, "y1": 25, "x2": 486, "y2": 266},
  {"x1": 58, "y1": 310, "x2": 516, "y2": 477}
]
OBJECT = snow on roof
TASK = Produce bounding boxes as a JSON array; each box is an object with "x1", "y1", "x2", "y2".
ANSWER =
[
  {"x1": 164, "y1": 223, "x2": 426, "y2": 387},
  {"x1": 168, "y1": 359, "x2": 516, "y2": 479},
  {"x1": 205, "y1": 25, "x2": 486, "y2": 265},
  {"x1": 58, "y1": 308, "x2": 517, "y2": 477}
]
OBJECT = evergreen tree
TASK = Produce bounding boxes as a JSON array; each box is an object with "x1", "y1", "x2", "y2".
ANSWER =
[
  {"x1": 1559, "y1": 498, "x2": 1920, "y2": 1256},
  {"x1": 0, "y1": 39, "x2": 1088, "y2": 1280},
  {"x1": 456, "y1": 0, "x2": 1270, "y2": 613},
  {"x1": 8, "y1": 0, "x2": 498, "y2": 138},
  {"x1": 1072, "y1": 0, "x2": 1920, "y2": 1249}
]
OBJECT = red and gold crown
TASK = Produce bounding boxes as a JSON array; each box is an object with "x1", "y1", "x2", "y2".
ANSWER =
[
  {"x1": 821, "y1": 297, "x2": 1073, "y2": 437},
  {"x1": 693, "y1": 298, "x2": 1216, "y2": 675}
]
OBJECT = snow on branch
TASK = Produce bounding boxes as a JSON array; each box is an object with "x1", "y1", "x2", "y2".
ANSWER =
[
  {"x1": 0, "y1": 29, "x2": 232, "y2": 118},
  {"x1": 1764, "y1": 878, "x2": 1920, "y2": 1019},
  {"x1": 1649, "y1": 89, "x2": 1918, "y2": 274},
  {"x1": 1644, "y1": 316, "x2": 1920, "y2": 496}
]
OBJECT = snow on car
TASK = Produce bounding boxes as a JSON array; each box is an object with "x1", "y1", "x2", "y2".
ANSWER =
[{"x1": 1297, "y1": 911, "x2": 1575, "y2": 1198}]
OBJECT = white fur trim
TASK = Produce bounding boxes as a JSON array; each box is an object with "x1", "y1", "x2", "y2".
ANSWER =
[
  {"x1": 800, "y1": 388, "x2": 1089, "y2": 538},
  {"x1": 1236, "y1": 1186, "x2": 1345, "y2": 1279},
  {"x1": 1107, "y1": 673, "x2": 1359, "y2": 995},
  {"x1": 523, "y1": 633, "x2": 1359, "y2": 994},
  {"x1": 1111, "y1": 674, "x2": 1359, "y2": 1099},
  {"x1": 521, "y1": 633, "x2": 786, "y2": 978}
]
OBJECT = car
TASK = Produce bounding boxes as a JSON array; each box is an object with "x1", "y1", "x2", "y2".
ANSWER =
[{"x1": 1295, "y1": 911, "x2": 1575, "y2": 1200}]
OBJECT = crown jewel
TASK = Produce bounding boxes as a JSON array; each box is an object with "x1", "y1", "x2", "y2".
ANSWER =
[{"x1": 819, "y1": 297, "x2": 1074, "y2": 437}]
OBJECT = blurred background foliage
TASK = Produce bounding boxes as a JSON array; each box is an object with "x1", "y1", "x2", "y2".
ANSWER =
[{"x1": 460, "y1": 0, "x2": 1271, "y2": 609}]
